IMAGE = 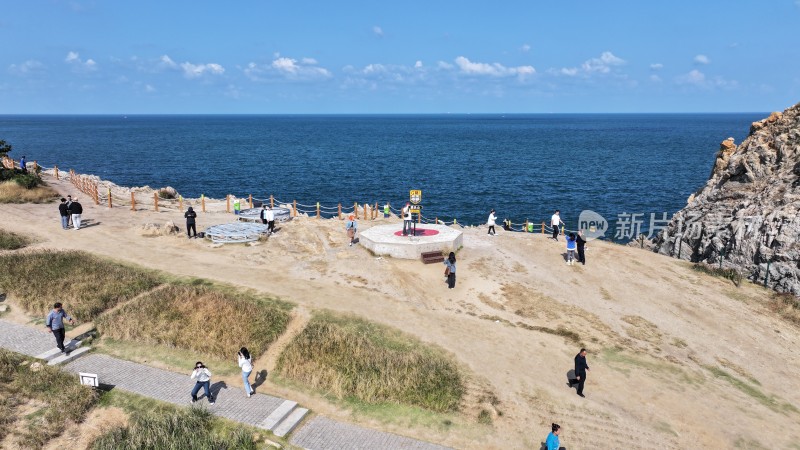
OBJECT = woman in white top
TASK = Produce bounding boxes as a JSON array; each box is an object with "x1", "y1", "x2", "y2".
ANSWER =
[
  {"x1": 487, "y1": 209, "x2": 497, "y2": 235},
  {"x1": 238, "y1": 347, "x2": 255, "y2": 397},
  {"x1": 190, "y1": 361, "x2": 214, "y2": 404}
]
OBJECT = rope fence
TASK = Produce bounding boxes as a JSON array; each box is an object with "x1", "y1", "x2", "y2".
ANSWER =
[{"x1": 2, "y1": 157, "x2": 581, "y2": 234}]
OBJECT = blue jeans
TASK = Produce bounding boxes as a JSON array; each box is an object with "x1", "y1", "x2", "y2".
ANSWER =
[
  {"x1": 191, "y1": 381, "x2": 212, "y2": 401},
  {"x1": 60, "y1": 216, "x2": 69, "y2": 229},
  {"x1": 242, "y1": 370, "x2": 253, "y2": 394}
]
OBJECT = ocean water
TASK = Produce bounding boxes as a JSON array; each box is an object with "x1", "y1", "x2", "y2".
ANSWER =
[{"x1": 0, "y1": 114, "x2": 763, "y2": 235}]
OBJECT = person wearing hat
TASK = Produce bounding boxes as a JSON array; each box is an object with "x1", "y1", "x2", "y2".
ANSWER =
[{"x1": 184, "y1": 206, "x2": 198, "y2": 238}]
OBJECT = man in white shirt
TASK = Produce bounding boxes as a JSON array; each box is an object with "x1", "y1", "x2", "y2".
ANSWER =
[
  {"x1": 551, "y1": 210, "x2": 562, "y2": 241},
  {"x1": 265, "y1": 207, "x2": 275, "y2": 234},
  {"x1": 402, "y1": 202, "x2": 412, "y2": 236}
]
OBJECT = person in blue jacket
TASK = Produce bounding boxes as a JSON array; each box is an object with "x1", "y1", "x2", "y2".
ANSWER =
[
  {"x1": 546, "y1": 423, "x2": 562, "y2": 450},
  {"x1": 566, "y1": 233, "x2": 577, "y2": 265}
]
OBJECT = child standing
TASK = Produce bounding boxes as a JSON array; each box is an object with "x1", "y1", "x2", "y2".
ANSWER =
[
  {"x1": 566, "y1": 232, "x2": 577, "y2": 265},
  {"x1": 346, "y1": 215, "x2": 358, "y2": 246}
]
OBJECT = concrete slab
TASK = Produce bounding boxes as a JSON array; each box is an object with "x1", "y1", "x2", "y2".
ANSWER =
[
  {"x1": 273, "y1": 407, "x2": 308, "y2": 437},
  {"x1": 47, "y1": 346, "x2": 91, "y2": 366},
  {"x1": 260, "y1": 399, "x2": 298, "y2": 430},
  {"x1": 359, "y1": 224, "x2": 463, "y2": 260}
]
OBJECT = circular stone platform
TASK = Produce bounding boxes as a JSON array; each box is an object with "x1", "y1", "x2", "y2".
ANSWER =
[
  {"x1": 203, "y1": 222, "x2": 269, "y2": 244},
  {"x1": 359, "y1": 224, "x2": 462, "y2": 260},
  {"x1": 237, "y1": 206, "x2": 293, "y2": 223}
]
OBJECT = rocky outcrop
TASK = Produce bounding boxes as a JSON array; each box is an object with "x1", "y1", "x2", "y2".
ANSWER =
[
  {"x1": 138, "y1": 221, "x2": 181, "y2": 237},
  {"x1": 652, "y1": 103, "x2": 800, "y2": 294}
]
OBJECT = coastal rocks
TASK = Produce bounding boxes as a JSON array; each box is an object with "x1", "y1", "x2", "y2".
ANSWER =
[
  {"x1": 652, "y1": 102, "x2": 800, "y2": 295},
  {"x1": 138, "y1": 221, "x2": 181, "y2": 237}
]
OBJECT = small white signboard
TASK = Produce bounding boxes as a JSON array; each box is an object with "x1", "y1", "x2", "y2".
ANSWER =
[{"x1": 79, "y1": 372, "x2": 99, "y2": 388}]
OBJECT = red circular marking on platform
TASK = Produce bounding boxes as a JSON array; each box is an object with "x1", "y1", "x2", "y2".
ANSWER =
[{"x1": 393, "y1": 229, "x2": 440, "y2": 237}]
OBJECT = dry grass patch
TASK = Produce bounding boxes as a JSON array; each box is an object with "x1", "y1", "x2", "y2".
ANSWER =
[
  {"x1": 769, "y1": 292, "x2": 800, "y2": 326},
  {"x1": 0, "y1": 180, "x2": 59, "y2": 204},
  {"x1": 276, "y1": 312, "x2": 465, "y2": 413},
  {"x1": 96, "y1": 284, "x2": 292, "y2": 360},
  {"x1": 0, "y1": 349, "x2": 98, "y2": 448},
  {"x1": 0, "y1": 229, "x2": 30, "y2": 250},
  {"x1": 0, "y1": 250, "x2": 162, "y2": 320},
  {"x1": 621, "y1": 315, "x2": 662, "y2": 344}
]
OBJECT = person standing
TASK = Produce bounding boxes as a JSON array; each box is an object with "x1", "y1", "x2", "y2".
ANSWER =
[
  {"x1": 190, "y1": 362, "x2": 215, "y2": 404},
  {"x1": 566, "y1": 233, "x2": 577, "y2": 265},
  {"x1": 546, "y1": 423, "x2": 562, "y2": 450},
  {"x1": 443, "y1": 252, "x2": 457, "y2": 289},
  {"x1": 65, "y1": 195, "x2": 73, "y2": 227},
  {"x1": 265, "y1": 206, "x2": 275, "y2": 234},
  {"x1": 238, "y1": 348, "x2": 255, "y2": 398},
  {"x1": 45, "y1": 302, "x2": 76, "y2": 353},
  {"x1": 184, "y1": 206, "x2": 197, "y2": 238},
  {"x1": 576, "y1": 230, "x2": 587, "y2": 265},
  {"x1": 58, "y1": 198, "x2": 70, "y2": 230},
  {"x1": 260, "y1": 205, "x2": 268, "y2": 225},
  {"x1": 402, "y1": 202, "x2": 412, "y2": 236},
  {"x1": 70, "y1": 198, "x2": 83, "y2": 230},
  {"x1": 383, "y1": 202, "x2": 390, "y2": 218},
  {"x1": 569, "y1": 348, "x2": 590, "y2": 397},
  {"x1": 346, "y1": 214, "x2": 357, "y2": 246},
  {"x1": 19, "y1": 155, "x2": 27, "y2": 173},
  {"x1": 551, "y1": 210, "x2": 562, "y2": 241},
  {"x1": 487, "y1": 209, "x2": 497, "y2": 236}
]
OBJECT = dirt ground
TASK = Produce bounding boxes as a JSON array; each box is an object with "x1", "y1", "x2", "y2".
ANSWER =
[{"x1": 1, "y1": 175, "x2": 799, "y2": 449}]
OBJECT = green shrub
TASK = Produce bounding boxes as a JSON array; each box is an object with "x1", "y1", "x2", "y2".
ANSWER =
[
  {"x1": 13, "y1": 172, "x2": 42, "y2": 189},
  {"x1": 96, "y1": 284, "x2": 292, "y2": 359},
  {"x1": 0, "y1": 250, "x2": 162, "y2": 320},
  {"x1": 91, "y1": 407, "x2": 257, "y2": 450},
  {"x1": 276, "y1": 312, "x2": 464, "y2": 412}
]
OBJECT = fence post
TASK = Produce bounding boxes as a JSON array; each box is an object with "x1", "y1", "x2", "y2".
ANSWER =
[
  {"x1": 317, "y1": 202, "x2": 320, "y2": 219},
  {"x1": 33, "y1": 161, "x2": 39, "y2": 172},
  {"x1": 93, "y1": 184, "x2": 99, "y2": 205},
  {"x1": 364, "y1": 204, "x2": 367, "y2": 221},
  {"x1": 154, "y1": 192, "x2": 159, "y2": 212},
  {"x1": 108, "y1": 188, "x2": 112, "y2": 208},
  {"x1": 131, "y1": 192, "x2": 136, "y2": 211},
  {"x1": 249, "y1": 194, "x2": 253, "y2": 209},
  {"x1": 201, "y1": 194, "x2": 206, "y2": 213},
  {"x1": 54, "y1": 165, "x2": 59, "y2": 179},
  {"x1": 338, "y1": 203, "x2": 342, "y2": 220},
  {"x1": 417, "y1": 211, "x2": 421, "y2": 224},
  {"x1": 354, "y1": 202, "x2": 358, "y2": 219},
  {"x1": 764, "y1": 260, "x2": 771, "y2": 287},
  {"x1": 270, "y1": 195, "x2": 274, "y2": 208},
  {"x1": 226, "y1": 195, "x2": 230, "y2": 213},
  {"x1": 179, "y1": 195, "x2": 183, "y2": 212},
  {"x1": 541, "y1": 222, "x2": 545, "y2": 234},
  {"x1": 293, "y1": 200, "x2": 297, "y2": 217},
  {"x1": 435, "y1": 216, "x2": 438, "y2": 224}
]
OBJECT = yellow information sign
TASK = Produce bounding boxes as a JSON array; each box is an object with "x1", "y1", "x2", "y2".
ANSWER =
[{"x1": 409, "y1": 190, "x2": 422, "y2": 205}]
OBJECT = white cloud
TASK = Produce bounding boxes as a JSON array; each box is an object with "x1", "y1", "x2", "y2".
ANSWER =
[
  {"x1": 649, "y1": 74, "x2": 662, "y2": 82},
  {"x1": 560, "y1": 68, "x2": 578, "y2": 76},
  {"x1": 693, "y1": 54, "x2": 710, "y2": 64},
  {"x1": 437, "y1": 61, "x2": 454, "y2": 70},
  {"x1": 180, "y1": 62, "x2": 225, "y2": 79},
  {"x1": 521, "y1": 44, "x2": 531, "y2": 52},
  {"x1": 649, "y1": 63, "x2": 663, "y2": 70},
  {"x1": 414, "y1": 60, "x2": 423, "y2": 69},
  {"x1": 676, "y1": 69, "x2": 737, "y2": 89},
  {"x1": 581, "y1": 51, "x2": 625, "y2": 73},
  {"x1": 453, "y1": 56, "x2": 535, "y2": 78},
  {"x1": 373, "y1": 25, "x2": 384, "y2": 37},
  {"x1": 144, "y1": 84, "x2": 156, "y2": 93},
  {"x1": 159, "y1": 55, "x2": 177, "y2": 69},
  {"x1": 8, "y1": 60, "x2": 45, "y2": 76},
  {"x1": 678, "y1": 69, "x2": 706, "y2": 85},
  {"x1": 244, "y1": 56, "x2": 332, "y2": 81},
  {"x1": 65, "y1": 51, "x2": 97, "y2": 72}
]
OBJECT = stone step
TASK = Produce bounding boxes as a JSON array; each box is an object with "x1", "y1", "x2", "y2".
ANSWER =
[
  {"x1": 273, "y1": 407, "x2": 308, "y2": 437},
  {"x1": 47, "y1": 346, "x2": 91, "y2": 366},
  {"x1": 260, "y1": 399, "x2": 297, "y2": 430},
  {"x1": 36, "y1": 339, "x2": 83, "y2": 361}
]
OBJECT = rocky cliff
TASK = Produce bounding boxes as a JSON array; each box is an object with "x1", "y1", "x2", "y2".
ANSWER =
[{"x1": 652, "y1": 103, "x2": 800, "y2": 294}]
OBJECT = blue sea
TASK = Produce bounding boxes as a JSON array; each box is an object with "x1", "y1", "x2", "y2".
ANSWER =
[{"x1": 0, "y1": 114, "x2": 763, "y2": 236}]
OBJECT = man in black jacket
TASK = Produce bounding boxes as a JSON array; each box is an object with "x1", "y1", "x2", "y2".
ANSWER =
[
  {"x1": 70, "y1": 199, "x2": 83, "y2": 230},
  {"x1": 185, "y1": 206, "x2": 197, "y2": 238},
  {"x1": 576, "y1": 230, "x2": 587, "y2": 265},
  {"x1": 58, "y1": 198, "x2": 70, "y2": 230},
  {"x1": 569, "y1": 348, "x2": 590, "y2": 397}
]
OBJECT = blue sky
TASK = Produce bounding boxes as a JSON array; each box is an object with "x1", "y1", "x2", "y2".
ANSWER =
[{"x1": 1, "y1": 0, "x2": 799, "y2": 113}]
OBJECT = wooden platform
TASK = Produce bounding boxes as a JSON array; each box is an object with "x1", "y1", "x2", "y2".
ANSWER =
[{"x1": 421, "y1": 251, "x2": 445, "y2": 264}]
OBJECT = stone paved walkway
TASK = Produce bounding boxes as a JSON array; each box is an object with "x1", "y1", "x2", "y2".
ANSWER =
[{"x1": 0, "y1": 320, "x2": 451, "y2": 449}]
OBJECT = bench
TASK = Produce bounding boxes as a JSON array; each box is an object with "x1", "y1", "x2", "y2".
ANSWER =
[{"x1": 421, "y1": 251, "x2": 445, "y2": 264}]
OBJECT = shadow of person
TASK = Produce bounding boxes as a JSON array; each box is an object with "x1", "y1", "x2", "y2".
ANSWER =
[
  {"x1": 252, "y1": 369, "x2": 268, "y2": 390},
  {"x1": 562, "y1": 252, "x2": 570, "y2": 262},
  {"x1": 80, "y1": 221, "x2": 101, "y2": 228},
  {"x1": 210, "y1": 381, "x2": 228, "y2": 398},
  {"x1": 566, "y1": 369, "x2": 576, "y2": 388}
]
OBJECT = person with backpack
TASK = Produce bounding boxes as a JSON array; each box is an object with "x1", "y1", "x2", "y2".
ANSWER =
[
  {"x1": 184, "y1": 206, "x2": 197, "y2": 238},
  {"x1": 70, "y1": 198, "x2": 83, "y2": 230},
  {"x1": 238, "y1": 347, "x2": 255, "y2": 398},
  {"x1": 190, "y1": 361, "x2": 215, "y2": 404},
  {"x1": 346, "y1": 214, "x2": 357, "y2": 246}
]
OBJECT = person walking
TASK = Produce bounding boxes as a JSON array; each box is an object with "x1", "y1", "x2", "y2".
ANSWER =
[
  {"x1": 45, "y1": 302, "x2": 76, "y2": 353},
  {"x1": 190, "y1": 362, "x2": 215, "y2": 404},
  {"x1": 58, "y1": 198, "x2": 70, "y2": 230},
  {"x1": 383, "y1": 202, "x2": 390, "y2": 218},
  {"x1": 576, "y1": 230, "x2": 587, "y2": 265},
  {"x1": 260, "y1": 205, "x2": 268, "y2": 225},
  {"x1": 546, "y1": 423, "x2": 562, "y2": 450},
  {"x1": 565, "y1": 232, "x2": 577, "y2": 265},
  {"x1": 70, "y1": 198, "x2": 83, "y2": 230},
  {"x1": 184, "y1": 206, "x2": 197, "y2": 238},
  {"x1": 568, "y1": 348, "x2": 590, "y2": 397},
  {"x1": 65, "y1": 195, "x2": 73, "y2": 227},
  {"x1": 238, "y1": 347, "x2": 255, "y2": 398},
  {"x1": 265, "y1": 206, "x2": 275, "y2": 234},
  {"x1": 402, "y1": 202, "x2": 412, "y2": 236},
  {"x1": 443, "y1": 252, "x2": 457, "y2": 289},
  {"x1": 551, "y1": 210, "x2": 562, "y2": 241},
  {"x1": 487, "y1": 209, "x2": 497, "y2": 236},
  {"x1": 346, "y1": 214, "x2": 358, "y2": 246}
]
